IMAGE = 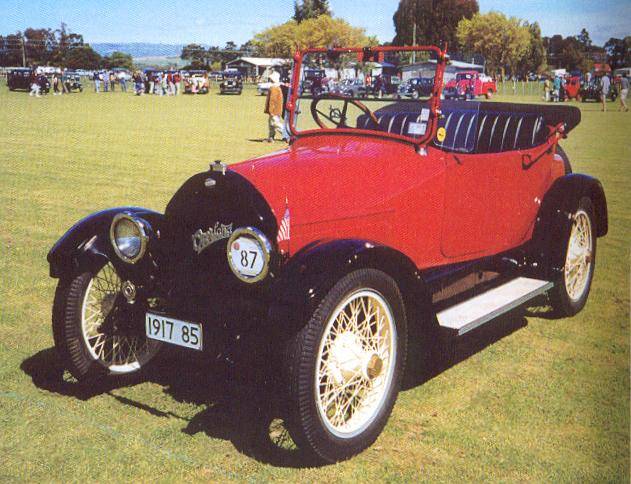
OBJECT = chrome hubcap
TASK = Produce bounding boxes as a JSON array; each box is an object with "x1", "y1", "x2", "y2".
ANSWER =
[
  {"x1": 315, "y1": 290, "x2": 397, "y2": 439},
  {"x1": 564, "y1": 209, "x2": 593, "y2": 302}
]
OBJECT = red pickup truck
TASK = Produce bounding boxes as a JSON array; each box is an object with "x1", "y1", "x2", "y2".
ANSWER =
[{"x1": 444, "y1": 70, "x2": 496, "y2": 100}]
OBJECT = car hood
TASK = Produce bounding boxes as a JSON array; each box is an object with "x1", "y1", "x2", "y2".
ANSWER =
[{"x1": 230, "y1": 135, "x2": 429, "y2": 239}]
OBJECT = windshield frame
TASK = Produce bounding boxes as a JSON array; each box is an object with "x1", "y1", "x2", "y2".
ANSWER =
[{"x1": 287, "y1": 45, "x2": 448, "y2": 148}]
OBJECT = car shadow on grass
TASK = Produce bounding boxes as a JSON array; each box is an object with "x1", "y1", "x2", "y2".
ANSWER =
[
  {"x1": 403, "y1": 310, "x2": 529, "y2": 390},
  {"x1": 20, "y1": 341, "x2": 322, "y2": 468},
  {"x1": 21, "y1": 309, "x2": 530, "y2": 468}
]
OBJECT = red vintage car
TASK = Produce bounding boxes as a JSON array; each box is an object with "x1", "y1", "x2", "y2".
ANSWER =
[
  {"x1": 565, "y1": 76, "x2": 581, "y2": 100},
  {"x1": 48, "y1": 45, "x2": 607, "y2": 463},
  {"x1": 443, "y1": 70, "x2": 496, "y2": 99}
]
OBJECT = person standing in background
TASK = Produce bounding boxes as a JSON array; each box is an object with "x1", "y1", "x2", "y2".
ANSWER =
[
  {"x1": 102, "y1": 71, "x2": 109, "y2": 92},
  {"x1": 543, "y1": 77, "x2": 551, "y2": 101},
  {"x1": 173, "y1": 71, "x2": 180, "y2": 95},
  {"x1": 109, "y1": 71, "x2": 116, "y2": 91},
  {"x1": 29, "y1": 69, "x2": 41, "y2": 97},
  {"x1": 600, "y1": 72, "x2": 610, "y2": 111},
  {"x1": 264, "y1": 71, "x2": 286, "y2": 143},
  {"x1": 617, "y1": 73, "x2": 629, "y2": 112},
  {"x1": 118, "y1": 71, "x2": 127, "y2": 92},
  {"x1": 52, "y1": 72, "x2": 61, "y2": 95},
  {"x1": 148, "y1": 71, "x2": 154, "y2": 94},
  {"x1": 93, "y1": 70, "x2": 101, "y2": 92}
]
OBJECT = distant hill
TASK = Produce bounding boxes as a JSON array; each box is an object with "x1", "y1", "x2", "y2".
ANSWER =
[
  {"x1": 133, "y1": 56, "x2": 187, "y2": 68},
  {"x1": 92, "y1": 43, "x2": 185, "y2": 58}
]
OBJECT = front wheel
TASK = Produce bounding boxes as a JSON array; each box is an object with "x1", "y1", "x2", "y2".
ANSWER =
[
  {"x1": 548, "y1": 197, "x2": 596, "y2": 317},
  {"x1": 52, "y1": 261, "x2": 161, "y2": 381},
  {"x1": 285, "y1": 269, "x2": 407, "y2": 462}
]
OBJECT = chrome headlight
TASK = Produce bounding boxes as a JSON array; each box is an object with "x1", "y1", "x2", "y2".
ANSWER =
[
  {"x1": 109, "y1": 213, "x2": 148, "y2": 263},
  {"x1": 227, "y1": 227, "x2": 271, "y2": 283}
]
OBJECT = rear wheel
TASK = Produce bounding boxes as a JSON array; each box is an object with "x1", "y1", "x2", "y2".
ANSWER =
[
  {"x1": 548, "y1": 197, "x2": 596, "y2": 317},
  {"x1": 285, "y1": 269, "x2": 407, "y2": 462},
  {"x1": 485, "y1": 89, "x2": 494, "y2": 99},
  {"x1": 52, "y1": 261, "x2": 161, "y2": 380}
]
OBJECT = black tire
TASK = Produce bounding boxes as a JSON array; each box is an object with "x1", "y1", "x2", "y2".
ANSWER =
[
  {"x1": 548, "y1": 197, "x2": 597, "y2": 317},
  {"x1": 556, "y1": 145, "x2": 572, "y2": 174},
  {"x1": 285, "y1": 269, "x2": 408, "y2": 462},
  {"x1": 52, "y1": 261, "x2": 161, "y2": 381}
]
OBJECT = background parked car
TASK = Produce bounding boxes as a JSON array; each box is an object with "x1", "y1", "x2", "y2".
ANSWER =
[
  {"x1": 443, "y1": 71, "x2": 496, "y2": 100},
  {"x1": 397, "y1": 76, "x2": 434, "y2": 99},
  {"x1": 182, "y1": 70, "x2": 209, "y2": 94},
  {"x1": 7, "y1": 68, "x2": 33, "y2": 91},
  {"x1": 62, "y1": 72, "x2": 83, "y2": 92},
  {"x1": 580, "y1": 78, "x2": 617, "y2": 102},
  {"x1": 564, "y1": 76, "x2": 581, "y2": 100},
  {"x1": 219, "y1": 72, "x2": 243, "y2": 95},
  {"x1": 331, "y1": 78, "x2": 367, "y2": 97}
]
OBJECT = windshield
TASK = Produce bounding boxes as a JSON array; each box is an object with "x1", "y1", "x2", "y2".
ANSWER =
[{"x1": 288, "y1": 47, "x2": 445, "y2": 144}]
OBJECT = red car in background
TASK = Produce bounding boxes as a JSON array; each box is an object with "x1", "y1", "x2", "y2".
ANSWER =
[
  {"x1": 443, "y1": 70, "x2": 496, "y2": 100},
  {"x1": 565, "y1": 76, "x2": 581, "y2": 100}
]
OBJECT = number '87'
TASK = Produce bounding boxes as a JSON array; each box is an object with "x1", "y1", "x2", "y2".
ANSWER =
[{"x1": 239, "y1": 250, "x2": 258, "y2": 269}]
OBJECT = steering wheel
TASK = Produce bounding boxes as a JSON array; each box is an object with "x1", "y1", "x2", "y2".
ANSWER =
[{"x1": 310, "y1": 94, "x2": 380, "y2": 130}]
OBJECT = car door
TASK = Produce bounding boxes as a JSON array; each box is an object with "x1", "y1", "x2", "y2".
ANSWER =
[
  {"x1": 483, "y1": 114, "x2": 553, "y2": 253},
  {"x1": 441, "y1": 151, "x2": 491, "y2": 257},
  {"x1": 437, "y1": 105, "x2": 492, "y2": 258}
]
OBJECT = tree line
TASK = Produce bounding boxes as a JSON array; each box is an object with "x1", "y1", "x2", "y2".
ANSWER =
[
  {"x1": 0, "y1": 23, "x2": 133, "y2": 69},
  {"x1": 3, "y1": 1, "x2": 627, "y2": 76},
  {"x1": 181, "y1": 0, "x2": 628, "y2": 77}
]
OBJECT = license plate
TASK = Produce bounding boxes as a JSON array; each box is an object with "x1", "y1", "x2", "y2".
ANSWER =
[{"x1": 145, "y1": 313, "x2": 203, "y2": 351}]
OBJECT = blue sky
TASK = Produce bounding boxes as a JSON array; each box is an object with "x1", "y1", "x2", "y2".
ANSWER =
[{"x1": 1, "y1": 0, "x2": 629, "y2": 46}]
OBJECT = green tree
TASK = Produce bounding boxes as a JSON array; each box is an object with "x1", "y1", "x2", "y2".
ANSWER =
[
  {"x1": 181, "y1": 43, "x2": 209, "y2": 68},
  {"x1": 239, "y1": 40, "x2": 256, "y2": 56},
  {"x1": 220, "y1": 41, "x2": 239, "y2": 64},
  {"x1": 51, "y1": 22, "x2": 84, "y2": 66},
  {"x1": 558, "y1": 36, "x2": 592, "y2": 71},
  {"x1": 457, "y1": 12, "x2": 530, "y2": 77},
  {"x1": 518, "y1": 21, "x2": 547, "y2": 76},
  {"x1": 393, "y1": 0, "x2": 478, "y2": 49},
  {"x1": 24, "y1": 27, "x2": 56, "y2": 65},
  {"x1": 64, "y1": 45, "x2": 102, "y2": 69},
  {"x1": 293, "y1": 0, "x2": 331, "y2": 23},
  {"x1": 604, "y1": 37, "x2": 631, "y2": 70},
  {"x1": 252, "y1": 15, "x2": 376, "y2": 58},
  {"x1": 103, "y1": 51, "x2": 133, "y2": 70},
  {"x1": 0, "y1": 33, "x2": 25, "y2": 66},
  {"x1": 576, "y1": 28, "x2": 592, "y2": 50}
]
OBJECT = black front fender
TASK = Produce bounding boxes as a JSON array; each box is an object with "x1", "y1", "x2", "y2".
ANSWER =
[
  {"x1": 268, "y1": 239, "x2": 429, "y2": 332},
  {"x1": 47, "y1": 207, "x2": 163, "y2": 278}
]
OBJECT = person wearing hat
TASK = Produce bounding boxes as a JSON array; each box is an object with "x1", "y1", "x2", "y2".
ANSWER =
[{"x1": 264, "y1": 71, "x2": 286, "y2": 142}]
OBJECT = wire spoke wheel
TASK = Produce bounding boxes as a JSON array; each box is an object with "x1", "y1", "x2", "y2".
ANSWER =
[
  {"x1": 315, "y1": 290, "x2": 397, "y2": 439},
  {"x1": 564, "y1": 209, "x2": 593, "y2": 302},
  {"x1": 80, "y1": 263, "x2": 154, "y2": 373}
]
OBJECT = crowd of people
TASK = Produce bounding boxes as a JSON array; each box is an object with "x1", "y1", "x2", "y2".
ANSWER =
[{"x1": 542, "y1": 71, "x2": 629, "y2": 112}]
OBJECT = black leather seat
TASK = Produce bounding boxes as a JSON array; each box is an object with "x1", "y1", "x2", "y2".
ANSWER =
[{"x1": 355, "y1": 100, "x2": 576, "y2": 153}]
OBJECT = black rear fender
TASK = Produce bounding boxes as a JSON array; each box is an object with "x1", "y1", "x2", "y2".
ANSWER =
[
  {"x1": 268, "y1": 239, "x2": 431, "y2": 333},
  {"x1": 530, "y1": 174, "x2": 607, "y2": 276},
  {"x1": 47, "y1": 207, "x2": 163, "y2": 279}
]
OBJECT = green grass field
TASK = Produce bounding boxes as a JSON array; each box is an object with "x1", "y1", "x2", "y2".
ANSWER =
[{"x1": 1, "y1": 82, "x2": 629, "y2": 482}]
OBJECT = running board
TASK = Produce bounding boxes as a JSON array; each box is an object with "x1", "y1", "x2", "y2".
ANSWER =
[{"x1": 437, "y1": 277, "x2": 553, "y2": 336}]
